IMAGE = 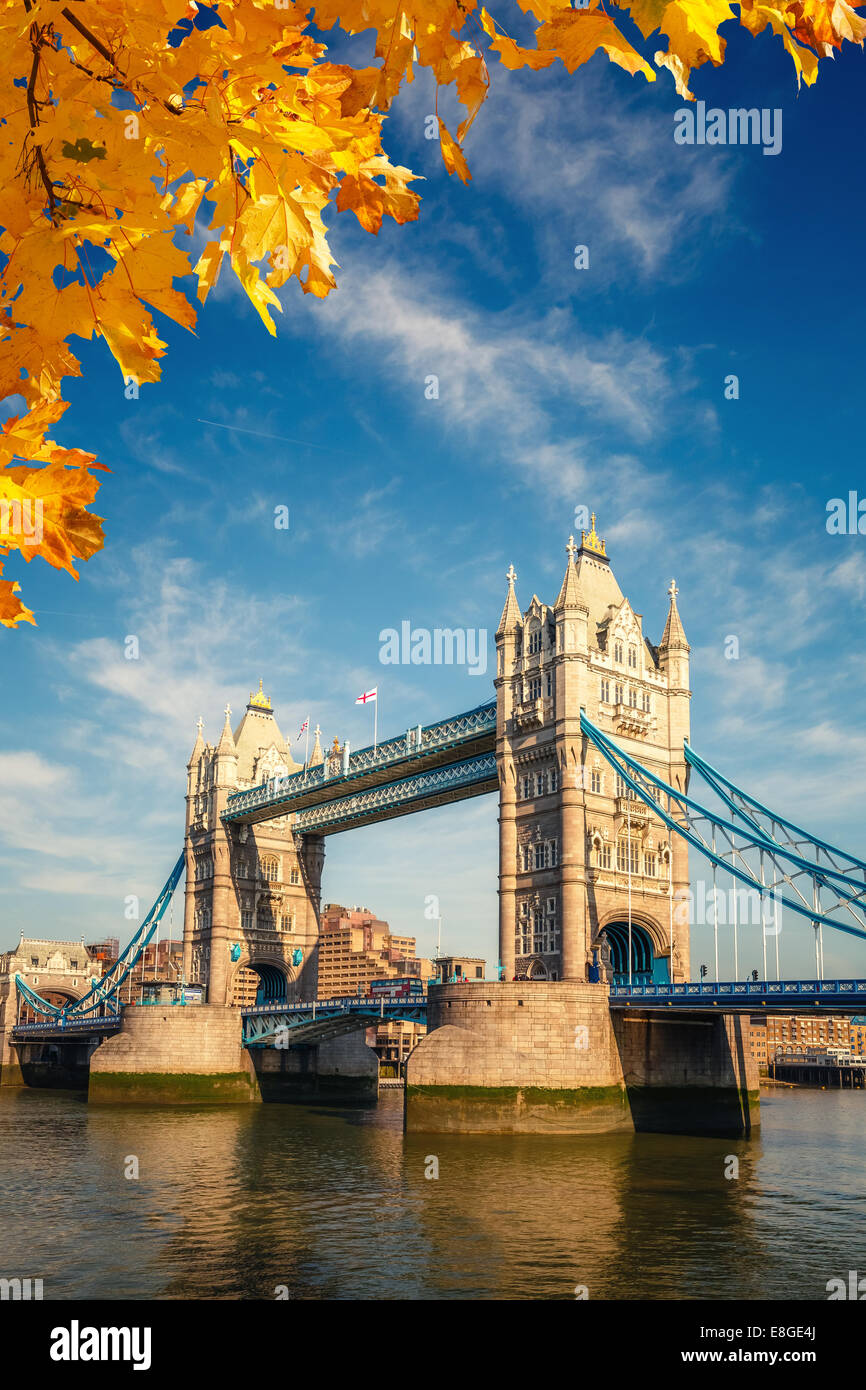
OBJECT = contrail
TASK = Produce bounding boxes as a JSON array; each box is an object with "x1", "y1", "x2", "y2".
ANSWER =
[{"x1": 196, "y1": 418, "x2": 341, "y2": 451}]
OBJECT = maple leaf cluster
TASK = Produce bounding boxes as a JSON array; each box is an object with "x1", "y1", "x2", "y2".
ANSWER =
[{"x1": 1, "y1": 0, "x2": 863, "y2": 628}]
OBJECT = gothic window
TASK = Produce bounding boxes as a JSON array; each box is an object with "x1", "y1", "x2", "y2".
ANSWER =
[
  {"x1": 642, "y1": 692, "x2": 652, "y2": 712},
  {"x1": 528, "y1": 676, "x2": 542, "y2": 701},
  {"x1": 289, "y1": 866, "x2": 300, "y2": 885},
  {"x1": 614, "y1": 682, "x2": 623, "y2": 704},
  {"x1": 528, "y1": 623, "x2": 542, "y2": 655},
  {"x1": 521, "y1": 775, "x2": 532, "y2": 799},
  {"x1": 548, "y1": 839, "x2": 559, "y2": 867},
  {"x1": 591, "y1": 768, "x2": 601, "y2": 794},
  {"x1": 241, "y1": 910, "x2": 253, "y2": 931},
  {"x1": 521, "y1": 845, "x2": 533, "y2": 872},
  {"x1": 260, "y1": 855, "x2": 280, "y2": 882},
  {"x1": 535, "y1": 771, "x2": 547, "y2": 797},
  {"x1": 614, "y1": 641, "x2": 623, "y2": 663},
  {"x1": 628, "y1": 686, "x2": 638, "y2": 708},
  {"x1": 599, "y1": 842, "x2": 611, "y2": 869},
  {"x1": 600, "y1": 678, "x2": 610, "y2": 703},
  {"x1": 257, "y1": 903, "x2": 276, "y2": 931},
  {"x1": 628, "y1": 646, "x2": 637, "y2": 669},
  {"x1": 534, "y1": 842, "x2": 546, "y2": 871},
  {"x1": 644, "y1": 852, "x2": 657, "y2": 877},
  {"x1": 546, "y1": 670, "x2": 553, "y2": 698},
  {"x1": 550, "y1": 766, "x2": 558, "y2": 792},
  {"x1": 616, "y1": 828, "x2": 640, "y2": 875}
]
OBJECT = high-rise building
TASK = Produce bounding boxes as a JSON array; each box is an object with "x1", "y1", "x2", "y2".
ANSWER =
[{"x1": 317, "y1": 904, "x2": 434, "y2": 1064}]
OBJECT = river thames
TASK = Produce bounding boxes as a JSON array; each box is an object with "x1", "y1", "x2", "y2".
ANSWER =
[{"x1": 1, "y1": 1086, "x2": 863, "y2": 1301}]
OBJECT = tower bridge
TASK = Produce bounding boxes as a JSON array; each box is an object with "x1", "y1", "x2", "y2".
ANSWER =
[{"x1": 4, "y1": 515, "x2": 866, "y2": 1135}]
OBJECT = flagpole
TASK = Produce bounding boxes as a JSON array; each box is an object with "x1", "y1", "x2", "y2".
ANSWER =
[
  {"x1": 373, "y1": 695, "x2": 378, "y2": 751},
  {"x1": 305, "y1": 716, "x2": 310, "y2": 767}
]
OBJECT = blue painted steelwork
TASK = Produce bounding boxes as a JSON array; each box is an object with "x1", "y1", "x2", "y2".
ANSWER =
[
  {"x1": 11, "y1": 1016, "x2": 123, "y2": 1038},
  {"x1": 223, "y1": 700, "x2": 496, "y2": 825},
  {"x1": 602, "y1": 921, "x2": 666, "y2": 988},
  {"x1": 15, "y1": 853, "x2": 185, "y2": 1023},
  {"x1": 580, "y1": 713, "x2": 866, "y2": 943},
  {"x1": 241, "y1": 995, "x2": 428, "y2": 1047},
  {"x1": 609, "y1": 979, "x2": 866, "y2": 1012},
  {"x1": 291, "y1": 752, "x2": 497, "y2": 835},
  {"x1": 684, "y1": 743, "x2": 866, "y2": 880}
]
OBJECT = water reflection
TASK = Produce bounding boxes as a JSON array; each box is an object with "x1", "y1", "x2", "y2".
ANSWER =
[{"x1": 1, "y1": 1088, "x2": 863, "y2": 1300}]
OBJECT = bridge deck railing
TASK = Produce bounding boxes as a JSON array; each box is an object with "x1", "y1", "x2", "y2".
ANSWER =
[
  {"x1": 610, "y1": 979, "x2": 866, "y2": 1000},
  {"x1": 224, "y1": 701, "x2": 496, "y2": 818}
]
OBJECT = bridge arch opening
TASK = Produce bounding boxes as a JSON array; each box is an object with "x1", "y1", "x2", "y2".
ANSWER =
[
  {"x1": 18, "y1": 985, "x2": 82, "y2": 1024},
  {"x1": 233, "y1": 960, "x2": 289, "y2": 1008},
  {"x1": 598, "y1": 921, "x2": 669, "y2": 988}
]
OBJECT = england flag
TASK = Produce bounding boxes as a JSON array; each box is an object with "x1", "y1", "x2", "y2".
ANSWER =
[{"x1": 355, "y1": 687, "x2": 377, "y2": 705}]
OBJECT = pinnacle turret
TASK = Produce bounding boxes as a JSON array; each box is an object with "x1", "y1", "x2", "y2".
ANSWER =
[
  {"x1": 659, "y1": 579, "x2": 689, "y2": 651},
  {"x1": 216, "y1": 703, "x2": 236, "y2": 755},
  {"x1": 496, "y1": 562, "x2": 522, "y2": 637},
  {"x1": 554, "y1": 535, "x2": 586, "y2": 611},
  {"x1": 308, "y1": 724, "x2": 323, "y2": 767},
  {"x1": 187, "y1": 716, "x2": 204, "y2": 768}
]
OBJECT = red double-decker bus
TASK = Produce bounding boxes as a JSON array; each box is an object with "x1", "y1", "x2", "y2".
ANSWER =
[{"x1": 369, "y1": 977, "x2": 425, "y2": 1000}]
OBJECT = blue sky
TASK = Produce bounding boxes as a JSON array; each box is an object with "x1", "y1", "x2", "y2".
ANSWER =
[{"x1": 1, "y1": 20, "x2": 865, "y2": 981}]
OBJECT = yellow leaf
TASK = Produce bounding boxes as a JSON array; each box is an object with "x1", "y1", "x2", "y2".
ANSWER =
[{"x1": 438, "y1": 120, "x2": 472, "y2": 182}]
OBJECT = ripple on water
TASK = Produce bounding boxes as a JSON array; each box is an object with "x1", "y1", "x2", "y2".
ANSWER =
[{"x1": 1, "y1": 1086, "x2": 864, "y2": 1300}]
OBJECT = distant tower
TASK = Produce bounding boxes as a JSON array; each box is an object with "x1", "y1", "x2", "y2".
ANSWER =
[
  {"x1": 183, "y1": 682, "x2": 324, "y2": 1005},
  {"x1": 495, "y1": 517, "x2": 691, "y2": 984}
]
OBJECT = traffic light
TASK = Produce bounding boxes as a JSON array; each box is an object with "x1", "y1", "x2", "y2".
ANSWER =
[
  {"x1": 700, "y1": 964, "x2": 708, "y2": 979},
  {"x1": 751, "y1": 969, "x2": 759, "y2": 981}
]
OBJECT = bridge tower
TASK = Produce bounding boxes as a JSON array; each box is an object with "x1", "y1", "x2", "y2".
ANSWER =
[
  {"x1": 183, "y1": 682, "x2": 323, "y2": 1006},
  {"x1": 495, "y1": 517, "x2": 692, "y2": 986}
]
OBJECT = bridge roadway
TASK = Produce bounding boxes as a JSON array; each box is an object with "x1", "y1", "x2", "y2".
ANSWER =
[
  {"x1": 221, "y1": 699, "x2": 497, "y2": 832},
  {"x1": 12, "y1": 980, "x2": 866, "y2": 1049},
  {"x1": 609, "y1": 978, "x2": 866, "y2": 1012}
]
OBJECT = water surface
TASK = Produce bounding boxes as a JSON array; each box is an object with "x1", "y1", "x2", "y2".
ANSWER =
[{"x1": 1, "y1": 1087, "x2": 862, "y2": 1299}]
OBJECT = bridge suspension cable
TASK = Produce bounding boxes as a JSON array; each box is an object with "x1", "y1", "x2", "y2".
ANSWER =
[
  {"x1": 15, "y1": 853, "x2": 185, "y2": 1022},
  {"x1": 579, "y1": 713, "x2": 866, "y2": 947},
  {"x1": 684, "y1": 742, "x2": 866, "y2": 880}
]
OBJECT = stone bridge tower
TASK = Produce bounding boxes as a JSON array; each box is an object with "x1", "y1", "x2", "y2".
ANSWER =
[
  {"x1": 495, "y1": 517, "x2": 691, "y2": 985},
  {"x1": 183, "y1": 682, "x2": 324, "y2": 1006}
]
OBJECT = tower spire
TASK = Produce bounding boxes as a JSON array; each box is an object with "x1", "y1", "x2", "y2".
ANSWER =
[
  {"x1": 496, "y1": 562, "x2": 522, "y2": 637},
  {"x1": 216, "y1": 703, "x2": 236, "y2": 755},
  {"x1": 660, "y1": 578, "x2": 689, "y2": 651},
  {"x1": 554, "y1": 535, "x2": 585, "y2": 611},
  {"x1": 187, "y1": 716, "x2": 204, "y2": 768},
  {"x1": 309, "y1": 723, "x2": 323, "y2": 767}
]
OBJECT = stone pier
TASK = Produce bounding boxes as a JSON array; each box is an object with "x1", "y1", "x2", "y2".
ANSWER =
[
  {"x1": 88, "y1": 1005, "x2": 259, "y2": 1105},
  {"x1": 405, "y1": 982, "x2": 759, "y2": 1137}
]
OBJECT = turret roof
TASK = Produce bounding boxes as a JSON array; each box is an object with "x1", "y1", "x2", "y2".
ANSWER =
[
  {"x1": 496, "y1": 563, "x2": 522, "y2": 637},
  {"x1": 659, "y1": 579, "x2": 689, "y2": 651}
]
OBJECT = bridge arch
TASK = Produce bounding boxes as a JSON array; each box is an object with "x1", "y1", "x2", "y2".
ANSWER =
[
  {"x1": 595, "y1": 913, "x2": 669, "y2": 988},
  {"x1": 229, "y1": 954, "x2": 293, "y2": 1007},
  {"x1": 17, "y1": 981, "x2": 84, "y2": 1024}
]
